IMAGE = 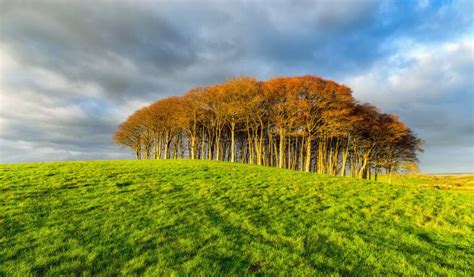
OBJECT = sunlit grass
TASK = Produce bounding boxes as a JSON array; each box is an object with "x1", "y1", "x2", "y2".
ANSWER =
[
  {"x1": 1, "y1": 160, "x2": 473, "y2": 275},
  {"x1": 378, "y1": 173, "x2": 474, "y2": 192}
]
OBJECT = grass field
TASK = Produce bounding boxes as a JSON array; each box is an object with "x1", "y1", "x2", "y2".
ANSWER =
[
  {"x1": 378, "y1": 173, "x2": 474, "y2": 192},
  {"x1": 1, "y1": 160, "x2": 473, "y2": 275}
]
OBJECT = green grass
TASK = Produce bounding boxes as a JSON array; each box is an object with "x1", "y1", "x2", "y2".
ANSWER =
[{"x1": 1, "y1": 160, "x2": 473, "y2": 275}]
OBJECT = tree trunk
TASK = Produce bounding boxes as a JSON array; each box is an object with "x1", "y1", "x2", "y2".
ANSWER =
[
  {"x1": 328, "y1": 138, "x2": 333, "y2": 175},
  {"x1": 164, "y1": 131, "x2": 169, "y2": 159},
  {"x1": 300, "y1": 135, "x2": 305, "y2": 171},
  {"x1": 340, "y1": 139, "x2": 349, "y2": 176},
  {"x1": 268, "y1": 130, "x2": 274, "y2": 166},
  {"x1": 176, "y1": 135, "x2": 181, "y2": 159},
  {"x1": 231, "y1": 122, "x2": 235, "y2": 162},
  {"x1": 190, "y1": 135, "x2": 196, "y2": 160},
  {"x1": 305, "y1": 135, "x2": 312, "y2": 172},
  {"x1": 154, "y1": 137, "x2": 159, "y2": 160},
  {"x1": 287, "y1": 135, "x2": 291, "y2": 169},
  {"x1": 279, "y1": 128, "x2": 285, "y2": 168},
  {"x1": 201, "y1": 129, "x2": 206, "y2": 160},
  {"x1": 351, "y1": 145, "x2": 358, "y2": 177},
  {"x1": 135, "y1": 145, "x2": 141, "y2": 160},
  {"x1": 247, "y1": 128, "x2": 254, "y2": 164},
  {"x1": 359, "y1": 154, "x2": 369, "y2": 179},
  {"x1": 317, "y1": 140, "x2": 323, "y2": 174},
  {"x1": 255, "y1": 135, "x2": 261, "y2": 166},
  {"x1": 331, "y1": 138, "x2": 339, "y2": 175},
  {"x1": 144, "y1": 147, "x2": 149, "y2": 159},
  {"x1": 388, "y1": 165, "x2": 395, "y2": 183},
  {"x1": 291, "y1": 137, "x2": 298, "y2": 170},
  {"x1": 208, "y1": 141, "x2": 213, "y2": 160},
  {"x1": 158, "y1": 135, "x2": 162, "y2": 159},
  {"x1": 273, "y1": 140, "x2": 278, "y2": 168},
  {"x1": 215, "y1": 136, "x2": 220, "y2": 161},
  {"x1": 257, "y1": 124, "x2": 264, "y2": 166}
]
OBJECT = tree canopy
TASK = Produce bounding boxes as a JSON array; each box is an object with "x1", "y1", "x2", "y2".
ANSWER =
[{"x1": 114, "y1": 75, "x2": 423, "y2": 181}]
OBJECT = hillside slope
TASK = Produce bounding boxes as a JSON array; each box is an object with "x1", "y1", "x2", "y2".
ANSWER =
[{"x1": 1, "y1": 160, "x2": 473, "y2": 275}]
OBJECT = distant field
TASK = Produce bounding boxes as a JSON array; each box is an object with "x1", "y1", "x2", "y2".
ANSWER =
[
  {"x1": 377, "y1": 173, "x2": 474, "y2": 192},
  {"x1": 1, "y1": 160, "x2": 473, "y2": 275}
]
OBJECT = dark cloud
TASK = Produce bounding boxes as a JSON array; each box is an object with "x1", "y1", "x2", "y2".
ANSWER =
[
  {"x1": 0, "y1": 0, "x2": 198, "y2": 100},
  {"x1": 0, "y1": 0, "x2": 472, "y2": 172}
]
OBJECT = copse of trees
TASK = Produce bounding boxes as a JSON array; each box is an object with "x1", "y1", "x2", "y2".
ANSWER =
[{"x1": 114, "y1": 75, "x2": 423, "y2": 181}]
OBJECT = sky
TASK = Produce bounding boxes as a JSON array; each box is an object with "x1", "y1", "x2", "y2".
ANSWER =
[{"x1": 0, "y1": 0, "x2": 473, "y2": 173}]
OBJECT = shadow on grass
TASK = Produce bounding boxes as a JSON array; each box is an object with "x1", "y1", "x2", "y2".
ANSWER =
[{"x1": 116, "y1": 181, "x2": 133, "y2": 188}]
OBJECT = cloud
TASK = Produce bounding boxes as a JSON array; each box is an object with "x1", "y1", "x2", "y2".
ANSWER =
[
  {"x1": 0, "y1": 0, "x2": 472, "y2": 172},
  {"x1": 346, "y1": 38, "x2": 474, "y2": 172}
]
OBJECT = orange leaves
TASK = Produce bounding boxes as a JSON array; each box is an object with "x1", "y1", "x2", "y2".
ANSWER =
[
  {"x1": 113, "y1": 74, "x2": 421, "y2": 175},
  {"x1": 114, "y1": 74, "x2": 410, "y2": 146}
]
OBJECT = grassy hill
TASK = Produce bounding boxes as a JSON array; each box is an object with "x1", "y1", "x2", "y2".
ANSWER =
[{"x1": 1, "y1": 160, "x2": 473, "y2": 275}]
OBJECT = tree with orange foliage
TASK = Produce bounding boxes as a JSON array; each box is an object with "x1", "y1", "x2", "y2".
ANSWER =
[
  {"x1": 221, "y1": 77, "x2": 258, "y2": 162},
  {"x1": 113, "y1": 108, "x2": 147, "y2": 160},
  {"x1": 264, "y1": 77, "x2": 305, "y2": 169},
  {"x1": 113, "y1": 75, "x2": 422, "y2": 180}
]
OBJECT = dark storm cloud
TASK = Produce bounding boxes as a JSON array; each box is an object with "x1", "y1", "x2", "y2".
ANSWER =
[
  {"x1": 0, "y1": 0, "x2": 473, "y2": 172},
  {"x1": 0, "y1": 0, "x2": 198, "y2": 100},
  {"x1": 0, "y1": 0, "x2": 388, "y2": 96}
]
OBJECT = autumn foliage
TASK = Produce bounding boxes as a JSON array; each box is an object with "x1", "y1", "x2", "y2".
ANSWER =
[{"x1": 114, "y1": 76, "x2": 422, "y2": 180}]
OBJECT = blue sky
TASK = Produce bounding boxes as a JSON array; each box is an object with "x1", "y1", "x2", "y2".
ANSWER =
[{"x1": 0, "y1": 0, "x2": 473, "y2": 173}]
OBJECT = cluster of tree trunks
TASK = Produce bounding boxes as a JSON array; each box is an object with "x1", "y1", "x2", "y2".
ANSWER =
[{"x1": 114, "y1": 76, "x2": 422, "y2": 181}]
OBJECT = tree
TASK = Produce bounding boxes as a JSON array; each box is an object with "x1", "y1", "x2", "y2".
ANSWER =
[
  {"x1": 264, "y1": 77, "x2": 305, "y2": 169},
  {"x1": 113, "y1": 75, "x2": 422, "y2": 181},
  {"x1": 113, "y1": 107, "x2": 148, "y2": 159},
  {"x1": 220, "y1": 77, "x2": 258, "y2": 162},
  {"x1": 181, "y1": 88, "x2": 206, "y2": 160}
]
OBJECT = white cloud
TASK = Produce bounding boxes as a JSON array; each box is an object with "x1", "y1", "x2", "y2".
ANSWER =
[
  {"x1": 346, "y1": 38, "x2": 474, "y2": 172},
  {"x1": 348, "y1": 38, "x2": 474, "y2": 108}
]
